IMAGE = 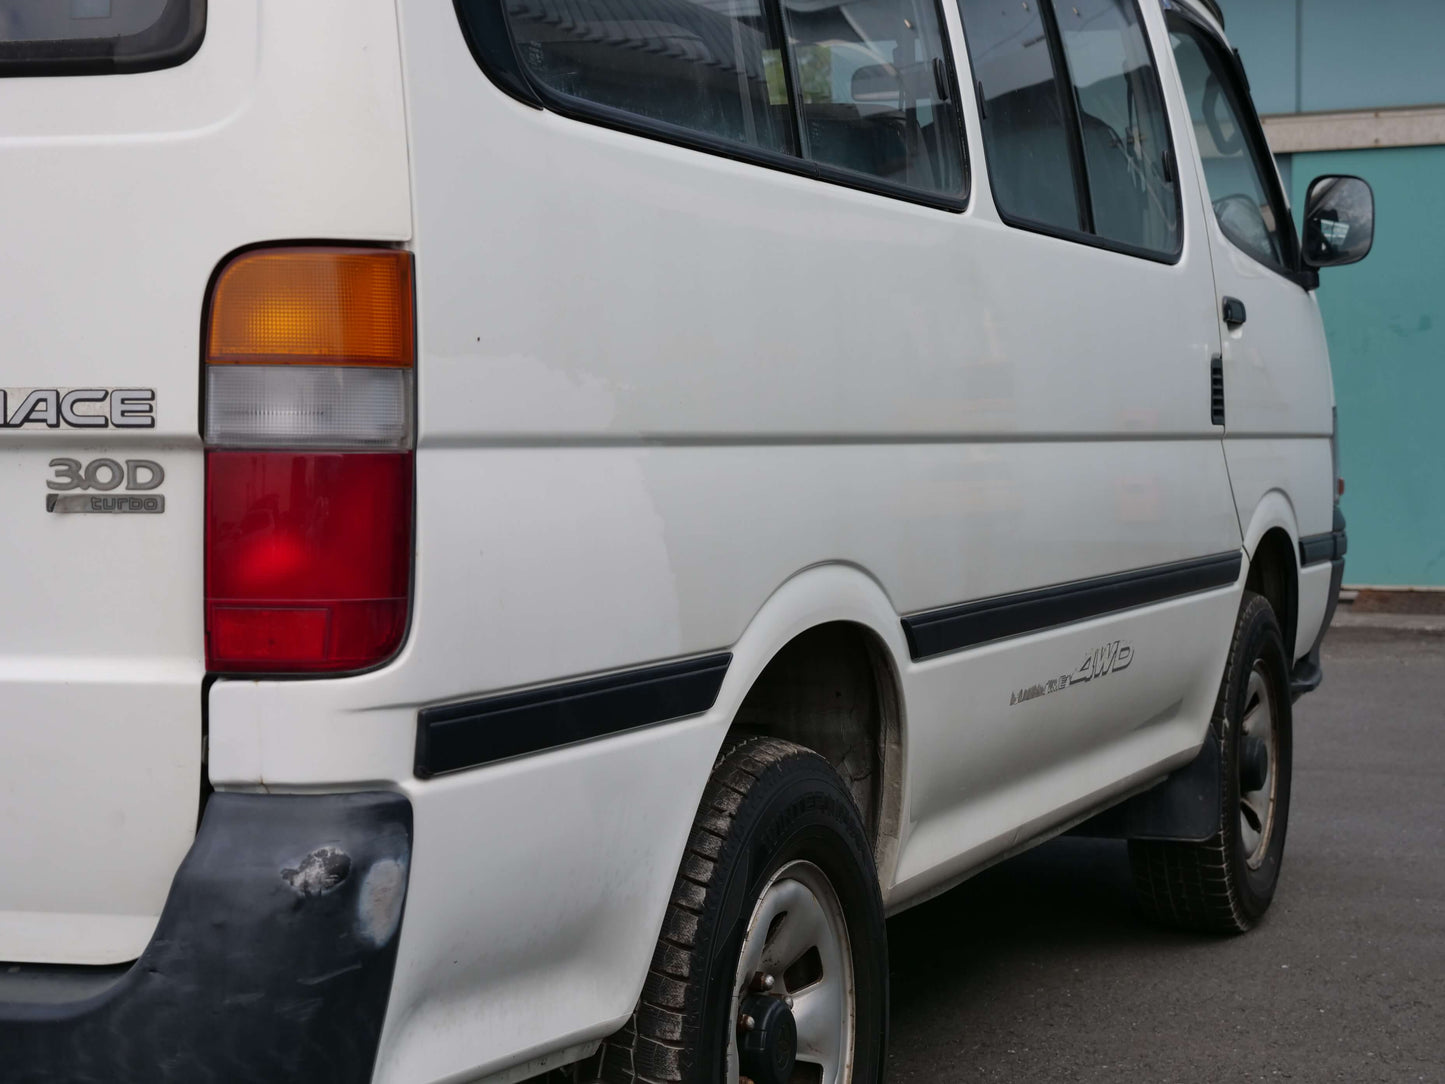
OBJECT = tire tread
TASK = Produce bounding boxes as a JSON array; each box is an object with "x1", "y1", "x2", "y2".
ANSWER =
[{"x1": 595, "y1": 737, "x2": 814, "y2": 1084}]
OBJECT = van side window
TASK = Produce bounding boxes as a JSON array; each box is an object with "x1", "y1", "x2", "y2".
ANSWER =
[
  {"x1": 957, "y1": 0, "x2": 1081, "y2": 232},
  {"x1": 958, "y1": 0, "x2": 1181, "y2": 259},
  {"x1": 501, "y1": 0, "x2": 797, "y2": 154},
  {"x1": 475, "y1": 0, "x2": 968, "y2": 203},
  {"x1": 1168, "y1": 18, "x2": 1287, "y2": 271},
  {"x1": 1053, "y1": 0, "x2": 1178, "y2": 254},
  {"x1": 0, "y1": 0, "x2": 204, "y2": 76},
  {"x1": 781, "y1": 0, "x2": 966, "y2": 194}
]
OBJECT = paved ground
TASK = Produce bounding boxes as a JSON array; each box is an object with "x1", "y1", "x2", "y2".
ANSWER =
[{"x1": 886, "y1": 626, "x2": 1445, "y2": 1083}]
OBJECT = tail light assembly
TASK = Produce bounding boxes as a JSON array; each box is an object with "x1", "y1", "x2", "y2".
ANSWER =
[{"x1": 204, "y1": 246, "x2": 414, "y2": 674}]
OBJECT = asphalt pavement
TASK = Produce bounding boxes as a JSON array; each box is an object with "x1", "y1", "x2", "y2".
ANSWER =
[{"x1": 886, "y1": 625, "x2": 1445, "y2": 1083}]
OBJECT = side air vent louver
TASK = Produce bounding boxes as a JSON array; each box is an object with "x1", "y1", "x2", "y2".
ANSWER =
[{"x1": 1211, "y1": 356, "x2": 1226, "y2": 427}]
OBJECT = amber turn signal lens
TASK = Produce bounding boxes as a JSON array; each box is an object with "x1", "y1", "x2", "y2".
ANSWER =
[{"x1": 206, "y1": 247, "x2": 414, "y2": 368}]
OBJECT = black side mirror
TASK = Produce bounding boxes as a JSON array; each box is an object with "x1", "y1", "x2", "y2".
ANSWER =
[{"x1": 1303, "y1": 175, "x2": 1375, "y2": 269}]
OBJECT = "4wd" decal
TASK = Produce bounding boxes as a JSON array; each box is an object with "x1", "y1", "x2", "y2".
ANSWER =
[{"x1": 1010, "y1": 640, "x2": 1135, "y2": 707}]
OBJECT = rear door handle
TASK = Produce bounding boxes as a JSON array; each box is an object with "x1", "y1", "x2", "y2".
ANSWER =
[{"x1": 1223, "y1": 296, "x2": 1248, "y2": 329}]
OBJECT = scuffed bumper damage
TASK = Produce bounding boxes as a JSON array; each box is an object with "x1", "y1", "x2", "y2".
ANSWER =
[{"x1": 0, "y1": 792, "x2": 412, "y2": 1084}]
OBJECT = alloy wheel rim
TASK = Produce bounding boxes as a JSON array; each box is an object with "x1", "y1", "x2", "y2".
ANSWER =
[
  {"x1": 1238, "y1": 664, "x2": 1279, "y2": 869},
  {"x1": 727, "y1": 859, "x2": 855, "y2": 1084}
]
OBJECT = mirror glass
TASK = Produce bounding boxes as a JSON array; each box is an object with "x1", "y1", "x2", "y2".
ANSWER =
[{"x1": 1303, "y1": 175, "x2": 1375, "y2": 268}]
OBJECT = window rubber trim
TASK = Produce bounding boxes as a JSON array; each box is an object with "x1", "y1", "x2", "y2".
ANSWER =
[
  {"x1": 0, "y1": 0, "x2": 205, "y2": 78},
  {"x1": 901, "y1": 551, "x2": 1244, "y2": 661},
  {"x1": 1164, "y1": 7, "x2": 1311, "y2": 289},
  {"x1": 451, "y1": 0, "x2": 972, "y2": 213},
  {"x1": 959, "y1": 0, "x2": 1186, "y2": 266},
  {"x1": 451, "y1": 0, "x2": 542, "y2": 108},
  {"x1": 1037, "y1": 0, "x2": 1096, "y2": 235}
]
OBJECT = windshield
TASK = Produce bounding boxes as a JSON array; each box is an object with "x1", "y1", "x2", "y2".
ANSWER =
[{"x1": 0, "y1": 0, "x2": 203, "y2": 75}]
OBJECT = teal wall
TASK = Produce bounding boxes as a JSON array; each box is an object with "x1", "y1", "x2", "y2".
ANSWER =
[
  {"x1": 1218, "y1": 0, "x2": 1445, "y2": 585},
  {"x1": 1219, "y1": 2, "x2": 1296, "y2": 115},
  {"x1": 1292, "y1": 148, "x2": 1445, "y2": 585},
  {"x1": 1223, "y1": 1, "x2": 1445, "y2": 114}
]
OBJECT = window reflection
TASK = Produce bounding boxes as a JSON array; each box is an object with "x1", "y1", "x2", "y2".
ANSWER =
[
  {"x1": 960, "y1": 0, "x2": 1083, "y2": 231},
  {"x1": 506, "y1": 0, "x2": 798, "y2": 154},
  {"x1": 782, "y1": 0, "x2": 966, "y2": 194},
  {"x1": 1054, "y1": 0, "x2": 1179, "y2": 254},
  {"x1": 1170, "y1": 21, "x2": 1286, "y2": 268}
]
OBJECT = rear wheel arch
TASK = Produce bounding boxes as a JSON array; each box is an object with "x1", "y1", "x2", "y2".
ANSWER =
[
  {"x1": 728, "y1": 620, "x2": 905, "y2": 888},
  {"x1": 697, "y1": 565, "x2": 913, "y2": 893}
]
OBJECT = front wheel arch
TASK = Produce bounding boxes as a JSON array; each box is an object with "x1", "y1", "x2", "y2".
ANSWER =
[{"x1": 1247, "y1": 526, "x2": 1300, "y2": 663}]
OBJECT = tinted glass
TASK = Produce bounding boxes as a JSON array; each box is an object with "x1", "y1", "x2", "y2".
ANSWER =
[
  {"x1": 959, "y1": 0, "x2": 1081, "y2": 231},
  {"x1": 1053, "y1": 0, "x2": 1178, "y2": 254},
  {"x1": 782, "y1": 0, "x2": 965, "y2": 194},
  {"x1": 1169, "y1": 20, "x2": 1285, "y2": 269},
  {"x1": 1, "y1": 0, "x2": 166, "y2": 39},
  {"x1": 0, "y1": 0, "x2": 201, "y2": 73},
  {"x1": 504, "y1": 0, "x2": 797, "y2": 154}
]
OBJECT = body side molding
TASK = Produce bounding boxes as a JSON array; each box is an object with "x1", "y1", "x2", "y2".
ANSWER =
[
  {"x1": 415, "y1": 653, "x2": 732, "y2": 777},
  {"x1": 901, "y1": 552, "x2": 1244, "y2": 661},
  {"x1": 1299, "y1": 529, "x2": 1348, "y2": 567}
]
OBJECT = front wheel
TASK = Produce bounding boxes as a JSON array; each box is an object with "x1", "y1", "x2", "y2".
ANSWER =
[
  {"x1": 597, "y1": 737, "x2": 888, "y2": 1084},
  {"x1": 1130, "y1": 591, "x2": 1294, "y2": 934}
]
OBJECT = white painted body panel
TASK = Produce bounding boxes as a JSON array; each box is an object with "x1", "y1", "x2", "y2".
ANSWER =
[
  {"x1": 1203, "y1": 205, "x2": 1336, "y2": 598},
  {"x1": 0, "y1": 1, "x2": 411, "y2": 963},
  {"x1": 7, "y1": 0, "x2": 1339, "y2": 1081}
]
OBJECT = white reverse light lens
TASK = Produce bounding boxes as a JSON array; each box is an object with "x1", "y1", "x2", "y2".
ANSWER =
[{"x1": 205, "y1": 365, "x2": 412, "y2": 449}]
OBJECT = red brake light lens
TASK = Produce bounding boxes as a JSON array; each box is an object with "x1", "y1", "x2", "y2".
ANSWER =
[
  {"x1": 203, "y1": 450, "x2": 410, "y2": 670},
  {"x1": 205, "y1": 451, "x2": 412, "y2": 672}
]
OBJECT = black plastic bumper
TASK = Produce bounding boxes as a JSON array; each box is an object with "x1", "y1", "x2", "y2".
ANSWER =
[{"x1": 0, "y1": 791, "x2": 412, "y2": 1084}]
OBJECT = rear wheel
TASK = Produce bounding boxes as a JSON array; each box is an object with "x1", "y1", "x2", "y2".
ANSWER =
[
  {"x1": 1130, "y1": 591, "x2": 1294, "y2": 934},
  {"x1": 596, "y1": 737, "x2": 887, "y2": 1084}
]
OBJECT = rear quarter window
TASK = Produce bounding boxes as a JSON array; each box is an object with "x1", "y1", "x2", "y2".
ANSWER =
[
  {"x1": 0, "y1": 0, "x2": 205, "y2": 76},
  {"x1": 459, "y1": 0, "x2": 969, "y2": 206}
]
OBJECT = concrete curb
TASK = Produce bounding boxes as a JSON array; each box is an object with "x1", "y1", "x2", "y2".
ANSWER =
[{"x1": 1330, "y1": 610, "x2": 1445, "y2": 636}]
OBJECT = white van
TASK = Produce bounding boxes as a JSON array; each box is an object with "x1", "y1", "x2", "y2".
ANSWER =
[{"x1": 0, "y1": 0, "x2": 1371, "y2": 1080}]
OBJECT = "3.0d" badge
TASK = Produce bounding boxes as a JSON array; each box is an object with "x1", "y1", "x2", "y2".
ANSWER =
[{"x1": 45, "y1": 457, "x2": 166, "y2": 514}]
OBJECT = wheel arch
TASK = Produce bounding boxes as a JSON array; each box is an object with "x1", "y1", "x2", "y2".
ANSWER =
[
  {"x1": 1238, "y1": 492, "x2": 1303, "y2": 661},
  {"x1": 709, "y1": 564, "x2": 912, "y2": 889}
]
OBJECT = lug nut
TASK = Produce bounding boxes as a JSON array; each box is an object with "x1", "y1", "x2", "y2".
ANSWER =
[{"x1": 740, "y1": 1014, "x2": 756, "y2": 1032}]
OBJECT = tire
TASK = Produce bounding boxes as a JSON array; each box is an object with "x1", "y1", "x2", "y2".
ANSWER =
[
  {"x1": 595, "y1": 737, "x2": 888, "y2": 1084},
  {"x1": 1129, "y1": 590, "x2": 1294, "y2": 934}
]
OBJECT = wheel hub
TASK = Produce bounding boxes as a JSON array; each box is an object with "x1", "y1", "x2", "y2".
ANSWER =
[
  {"x1": 737, "y1": 993, "x2": 797, "y2": 1084},
  {"x1": 1238, "y1": 664, "x2": 1280, "y2": 869},
  {"x1": 1240, "y1": 734, "x2": 1270, "y2": 793},
  {"x1": 727, "y1": 860, "x2": 855, "y2": 1084}
]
